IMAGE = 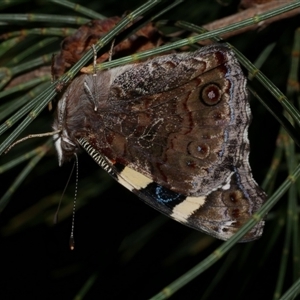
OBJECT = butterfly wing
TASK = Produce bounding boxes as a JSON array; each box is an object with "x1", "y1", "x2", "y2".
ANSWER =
[{"x1": 75, "y1": 44, "x2": 266, "y2": 241}]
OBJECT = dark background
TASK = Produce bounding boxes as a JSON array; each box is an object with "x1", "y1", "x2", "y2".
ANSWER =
[{"x1": 0, "y1": 0, "x2": 299, "y2": 299}]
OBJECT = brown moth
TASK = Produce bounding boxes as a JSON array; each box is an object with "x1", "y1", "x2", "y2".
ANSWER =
[{"x1": 53, "y1": 44, "x2": 267, "y2": 242}]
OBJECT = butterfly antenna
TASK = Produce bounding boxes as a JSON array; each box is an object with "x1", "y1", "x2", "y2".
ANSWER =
[
  {"x1": 84, "y1": 45, "x2": 98, "y2": 111},
  {"x1": 53, "y1": 158, "x2": 76, "y2": 224},
  {"x1": 69, "y1": 153, "x2": 79, "y2": 250},
  {"x1": 108, "y1": 39, "x2": 115, "y2": 62},
  {"x1": 92, "y1": 44, "x2": 97, "y2": 75},
  {"x1": 4, "y1": 129, "x2": 61, "y2": 154}
]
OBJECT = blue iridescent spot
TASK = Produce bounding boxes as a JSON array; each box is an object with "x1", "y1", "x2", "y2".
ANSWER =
[{"x1": 155, "y1": 185, "x2": 181, "y2": 203}]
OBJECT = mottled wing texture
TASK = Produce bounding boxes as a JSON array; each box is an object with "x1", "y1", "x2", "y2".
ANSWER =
[{"x1": 66, "y1": 44, "x2": 266, "y2": 241}]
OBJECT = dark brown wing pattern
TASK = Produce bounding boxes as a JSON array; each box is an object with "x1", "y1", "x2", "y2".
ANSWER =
[{"x1": 54, "y1": 44, "x2": 267, "y2": 241}]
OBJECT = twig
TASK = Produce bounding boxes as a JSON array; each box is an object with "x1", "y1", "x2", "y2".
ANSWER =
[{"x1": 199, "y1": 0, "x2": 300, "y2": 44}]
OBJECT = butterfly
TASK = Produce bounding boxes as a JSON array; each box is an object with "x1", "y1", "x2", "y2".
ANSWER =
[{"x1": 53, "y1": 44, "x2": 267, "y2": 242}]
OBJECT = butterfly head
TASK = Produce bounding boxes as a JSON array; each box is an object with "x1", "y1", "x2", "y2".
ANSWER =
[
  {"x1": 53, "y1": 129, "x2": 77, "y2": 167},
  {"x1": 52, "y1": 94, "x2": 79, "y2": 166}
]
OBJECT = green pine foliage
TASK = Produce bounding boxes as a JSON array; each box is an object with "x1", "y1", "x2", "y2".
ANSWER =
[{"x1": 0, "y1": 1, "x2": 300, "y2": 299}]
